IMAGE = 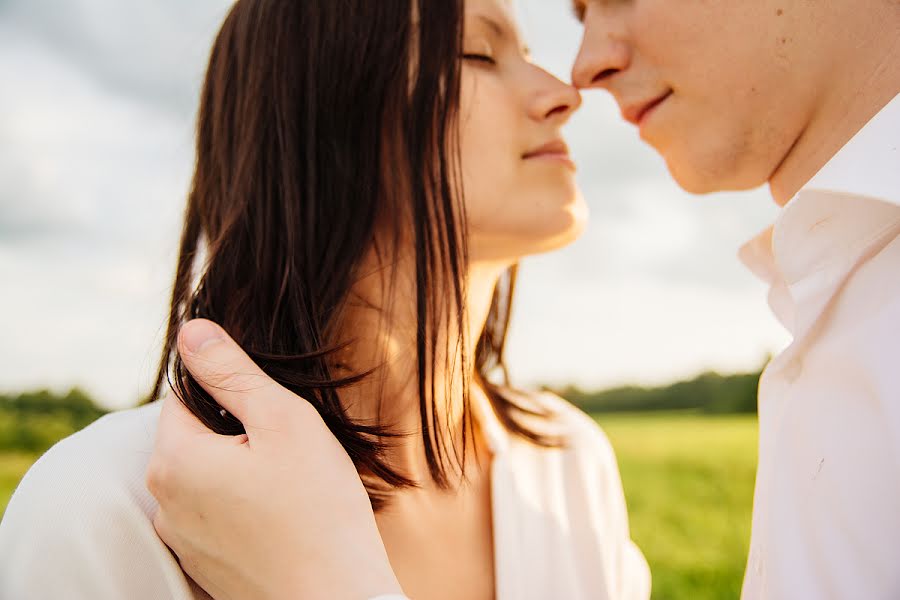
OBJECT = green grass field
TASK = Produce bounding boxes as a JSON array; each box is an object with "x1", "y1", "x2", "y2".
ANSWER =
[
  {"x1": 0, "y1": 412, "x2": 757, "y2": 599},
  {"x1": 598, "y1": 412, "x2": 758, "y2": 600}
]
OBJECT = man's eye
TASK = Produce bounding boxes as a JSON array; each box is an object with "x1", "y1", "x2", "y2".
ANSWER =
[{"x1": 461, "y1": 54, "x2": 496, "y2": 65}]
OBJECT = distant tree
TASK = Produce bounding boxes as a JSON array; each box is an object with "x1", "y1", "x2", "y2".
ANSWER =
[
  {"x1": 549, "y1": 369, "x2": 762, "y2": 415},
  {"x1": 0, "y1": 388, "x2": 109, "y2": 453}
]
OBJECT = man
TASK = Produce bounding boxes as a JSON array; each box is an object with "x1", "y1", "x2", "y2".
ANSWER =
[
  {"x1": 148, "y1": 0, "x2": 900, "y2": 598},
  {"x1": 569, "y1": 3, "x2": 900, "y2": 599}
]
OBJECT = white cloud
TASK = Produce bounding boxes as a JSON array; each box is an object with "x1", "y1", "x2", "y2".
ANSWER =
[
  {"x1": 0, "y1": 22, "x2": 193, "y2": 245},
  {"x1": 506, "y1": 271, "x2": 787, "y2": 390},
  {"x1": 0, "y1": 20, "x2": 189, "y2": 407},
  {"x1": 1, "y1": 0, "x2": 232, "y2": 115}
]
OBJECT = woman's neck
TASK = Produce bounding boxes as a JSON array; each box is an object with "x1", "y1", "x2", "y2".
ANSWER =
[{"x1": 331, "y1": 251, "x2": 510, "y2": 485}]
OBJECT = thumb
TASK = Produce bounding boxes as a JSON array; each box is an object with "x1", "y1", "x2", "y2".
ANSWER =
[{"x1": 177, "y1": 318, "x2": 288, "y2": 435}]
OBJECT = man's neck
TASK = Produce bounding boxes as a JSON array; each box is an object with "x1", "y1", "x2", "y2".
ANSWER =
[{"x1": 768, "y1": 18, "x2": 900, "y2": 205}]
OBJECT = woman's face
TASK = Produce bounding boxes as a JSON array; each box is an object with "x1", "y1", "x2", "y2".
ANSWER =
[{"x1": 459, "y1": 0, "x2": 588, "y2": 264}]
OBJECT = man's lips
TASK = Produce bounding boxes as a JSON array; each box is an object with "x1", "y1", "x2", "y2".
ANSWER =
[{"x1": 621, "y1": 90, "x2": 673, "y2": 126}]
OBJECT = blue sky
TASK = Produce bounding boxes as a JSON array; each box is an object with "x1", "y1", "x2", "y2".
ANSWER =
[{"x1": 0, "y1": 0, "x2": 789, "y2": 408}]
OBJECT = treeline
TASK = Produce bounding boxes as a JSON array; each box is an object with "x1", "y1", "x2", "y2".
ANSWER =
[
  {"x1": 552, "y1": 370, "x2": 762, "y2": 414},
  {"x1": 0, "y1": 389, "x2": 109, "y2": 453},
  {"x1": 0, "y1": 370, "x2": 761, "y2": 454}
]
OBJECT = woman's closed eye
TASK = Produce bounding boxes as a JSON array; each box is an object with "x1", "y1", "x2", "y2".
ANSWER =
[
  {"x1": 462, "y1": 37, "x2": 496, "y2": 66},
  {"x1": 462, "y1": 53, "x2": 496, "y2": 65}
]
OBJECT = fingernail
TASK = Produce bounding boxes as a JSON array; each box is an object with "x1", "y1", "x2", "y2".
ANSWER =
[{"x1": 181, "y1": 319, "x2": 224, "y2": 354}]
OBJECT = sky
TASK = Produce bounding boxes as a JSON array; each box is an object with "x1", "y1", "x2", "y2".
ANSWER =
[{"x1": 0, "y1": 0, "x2": 790, "y2": 409}]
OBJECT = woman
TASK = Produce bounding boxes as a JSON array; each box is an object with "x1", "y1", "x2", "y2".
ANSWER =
[{"x1": 0, "y1": 0, "x2": 649, "y2": 598}]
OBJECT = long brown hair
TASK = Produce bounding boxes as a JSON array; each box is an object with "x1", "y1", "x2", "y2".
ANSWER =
[{"x1": 147, "y1": 0, "x2": 558, "y2": 509}]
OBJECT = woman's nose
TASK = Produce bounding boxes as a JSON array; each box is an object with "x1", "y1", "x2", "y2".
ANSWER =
[{"x1": 530, "y1": 75, "x2": 583, "y2": 124}]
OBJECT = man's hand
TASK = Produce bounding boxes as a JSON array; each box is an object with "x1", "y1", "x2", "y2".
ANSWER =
[{"x1": 146, "y1": 318, "x2": 404, "y2": 600}]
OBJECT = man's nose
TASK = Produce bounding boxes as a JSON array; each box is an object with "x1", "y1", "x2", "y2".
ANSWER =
[{"x1": 571, "y1": 11, "x2": 631, "y2": 90}]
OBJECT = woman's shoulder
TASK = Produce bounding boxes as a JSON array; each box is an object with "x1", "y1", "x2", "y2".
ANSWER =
[
  {"x1": 505, "y1": 390, "x2": 630, "y2": 503},
  {"x1": 499, "y1": 391, "x2": 651, "y2": 599},
  {"x1": 0, "y1": 400, "x2": 200, "y2": 599},
  {"x1": 14, "y1": 400, "x2": 163, "y2": 499},
  {"x1": 1, "y1": 399, "x2": 163, "y2": 534},
  {"x1": 510, "y1": 389, "x2": 618, "y2": 465}
]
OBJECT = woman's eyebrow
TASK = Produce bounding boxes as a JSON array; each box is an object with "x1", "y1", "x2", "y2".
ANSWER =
[
  {"x1": 471, "y1": 13, "x2": 529, "y2": 54},
  {"x1": 474, "y1": 14, "x2": 506, "y2": 39}
]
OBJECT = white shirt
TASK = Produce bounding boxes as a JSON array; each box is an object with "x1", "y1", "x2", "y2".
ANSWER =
[
  {"x1": 0, "y1": 391, "x2": 650, "y2": 600},
  {"x1": 739, "y1": 93, "x2": 900, "y2": 599}
]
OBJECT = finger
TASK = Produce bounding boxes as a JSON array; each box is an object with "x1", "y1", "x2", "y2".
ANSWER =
[
  {"x1": 159, "y1": 388, "x2": 216, "y2": 437},
  {"x1": 153, "y1": 391, "x2": 234, "y2": 462},
  {"x1": 177, "y1": 319, "x2": 288, "y2": 433},
  {"x1": 148, "y1": 392, "x2": 243, "y2": 500},
  {"x1": 152, "y1": 513, "x2": 233, "y2": 600},
  {"x1": 158, "y1": 391, "x2": 252, "y2": 449}
]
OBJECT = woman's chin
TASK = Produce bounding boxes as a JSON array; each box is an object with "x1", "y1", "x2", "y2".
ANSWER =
[
  {"x1": 470, "y1": 200, "x2": 590, "y2": 261},
  {"x1": 529, "y1": 218, "x2": 588, "y2": 255},
  {"x1": 532, "y1": 197, "x2": 589, "y2": 253}
]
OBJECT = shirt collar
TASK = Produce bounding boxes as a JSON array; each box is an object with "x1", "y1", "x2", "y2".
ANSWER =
[
  {"x1": 740, "y1": 93, "x2": 900, "y2": 336},
  {"x1": 803, "y1": 93, "x2": 900, "y2": 207}
]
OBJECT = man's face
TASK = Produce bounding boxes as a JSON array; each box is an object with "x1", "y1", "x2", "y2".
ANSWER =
[{"x1": 571, "y1": 0, "x2": 829, "y2": 194}]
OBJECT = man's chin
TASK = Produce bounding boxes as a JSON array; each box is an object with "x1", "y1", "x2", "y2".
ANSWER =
[
  {"x1": 669, "y1": 170, "x2": 722, "y2": 195},
  {"x1": 665, "y1": 157, "x2": 767, "y2": 196}
]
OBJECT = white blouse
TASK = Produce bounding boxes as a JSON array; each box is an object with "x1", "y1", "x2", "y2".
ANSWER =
[{"x1": 0, "y1": 390, "x2": 650, "y2": 600}]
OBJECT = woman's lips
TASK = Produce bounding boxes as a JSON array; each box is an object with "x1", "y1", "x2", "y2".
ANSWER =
[{"x1": 522, "y1": 139, "x2": 576, "y2": 171}]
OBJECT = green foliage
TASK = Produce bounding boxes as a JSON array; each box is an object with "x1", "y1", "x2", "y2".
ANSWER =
[
  {"x1": 0, "y1": 388, "x2": 109, "y2": 453},
  {"x1": 0, "y1": 451, "x2": 39, "y2": 516},
  {"x1": 555, "y1": 370, "x2": 761, "y2": 414}
]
